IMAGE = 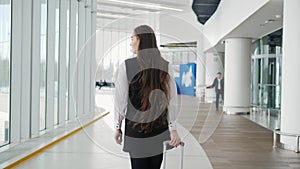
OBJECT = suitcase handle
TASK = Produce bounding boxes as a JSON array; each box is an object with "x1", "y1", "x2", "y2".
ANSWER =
[
  {"x1": 162, "y1": 140, "x2": 185, "y2": 169},
  {"x1": 163, "y1": 141, "x2": 185, "y2": 150}
]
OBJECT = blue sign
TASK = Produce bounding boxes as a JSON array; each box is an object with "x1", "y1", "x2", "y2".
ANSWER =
[{"x1": 179, "y1": 63, "x2": 196, "y2": 96}]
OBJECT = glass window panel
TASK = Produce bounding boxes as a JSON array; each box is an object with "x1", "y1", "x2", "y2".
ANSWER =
[
  {"x1": 111, "y1": 31, "x2": 119, "y2": 79},
  {"x1": 76, "y1": 9, "x2": 78, "y2": 55},
  {"x1": 182, "y1": 51, "x2": 188, "y2": 64},
  {"x1": 188, "y1": 51, "x2": 197, "y2": 63},
  {"x1": 0, "y1": 0, "x2": 11, "y2": 146},
  {"x1": 40, "y1": 0, "x2": 47, "y2": 131},
  {"x1": 65, "y1": 0, "x2": 70, "y2": 121},
  {"x1": 173, "y1": 52, "x2": 181, "y2": 65},
  {"x1": 126, "y1": 32, "x2": 131, "y2": 59},
  {"x1": 54, "y1": 0, "x2": 60, "y2": 125},
  {"x1": 118, "y1": 32, "x2": 127, "y2": 65}
]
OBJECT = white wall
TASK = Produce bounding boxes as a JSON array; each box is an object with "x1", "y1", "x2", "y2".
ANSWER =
[
  {"x1": 159, "y1": 10, "x2": 207, "y2": 88},
  {"x1": 203, "y1": 0, "x2": 270, "y2": 51},
  {"x1": 159, "y1": 11, "x2": 203, "y2": 45}
]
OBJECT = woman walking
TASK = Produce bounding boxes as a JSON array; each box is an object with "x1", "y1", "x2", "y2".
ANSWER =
[{"x1": 114, "y1": 25, "x2": 181, "y2": 169}]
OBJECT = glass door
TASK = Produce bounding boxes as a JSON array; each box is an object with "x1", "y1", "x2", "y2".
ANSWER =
[{"x1": 251, "y1": 55, "x2": 281, "y2": 115}]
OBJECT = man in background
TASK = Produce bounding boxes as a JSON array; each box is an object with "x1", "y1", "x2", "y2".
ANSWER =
[{"x1": 207, "y1": 72, "x2": 224, "y2": 111}]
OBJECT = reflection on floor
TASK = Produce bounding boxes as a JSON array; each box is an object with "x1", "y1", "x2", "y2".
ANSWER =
[{"x1": 242, "y1": 110, "x2": 280, "y2": 130}]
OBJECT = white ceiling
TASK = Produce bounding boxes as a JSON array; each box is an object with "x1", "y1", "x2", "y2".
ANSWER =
[
  {"x1": 97, "y1": 0, "x2": 191, "y2": 12},
  {"x1": 96, "y1": 0, "x2": 284, "y2": 53},
  {"x1": 227, "y1": 0, "x2": 283, "y2": 39},
  {"x1": 212, "y1": 0, "x2": 283, "y2": 52},
  {"x1": 96, "y1": 0, "x2": 191, "y2": 30}
]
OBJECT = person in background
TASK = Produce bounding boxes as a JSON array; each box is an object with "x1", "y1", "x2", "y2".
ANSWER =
[{"x1": 207, "y1": 72, "x2": 224, "y2": 111}]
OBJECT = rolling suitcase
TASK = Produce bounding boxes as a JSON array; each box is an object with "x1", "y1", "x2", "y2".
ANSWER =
[{"x1": 162, "y1": 141, "x2": 185, "y2": 169}]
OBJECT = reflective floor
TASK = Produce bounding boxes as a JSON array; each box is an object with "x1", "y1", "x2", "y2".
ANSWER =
[
  {"x1": 11, "y1": 91, "x2": 300, "y2": 169},
  {"x1": 12, "y1": 91, "x2": 213, "y2": 169},
  {"x1": 243, "y1": 110, "x2": 280, "y2": 130}
]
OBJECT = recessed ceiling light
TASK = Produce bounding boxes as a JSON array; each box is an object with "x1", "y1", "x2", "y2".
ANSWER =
[
  {"x1": 268, "y1": 19, "x2": 275, "y2": 23},
  {"x1": 106, "y1": 0, "x2": 183, "y2": 12},
  {"x1": 275, "y1": 15, "x2": 281, "y2": 19},
  {"x1": 265, "y1": 19, "x2": 275, "y2": 24}
]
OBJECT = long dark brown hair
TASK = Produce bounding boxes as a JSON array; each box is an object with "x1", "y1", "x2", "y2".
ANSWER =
[{"x1": 131, "y1": 25, "x2": 170, "y2": 133}]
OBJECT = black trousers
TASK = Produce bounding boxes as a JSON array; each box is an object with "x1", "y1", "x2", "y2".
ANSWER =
[
  {"x1": 215, "y1": 89, "x2": 224, "y2": 110},
  {"x1": 130, "y1": 153, "x2": 163, "y2": 169}
]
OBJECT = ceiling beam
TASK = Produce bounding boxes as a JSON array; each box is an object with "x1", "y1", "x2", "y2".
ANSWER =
[
  {"x1": 97, "y1": 15, "x2": 119, "y2": 19},
  {"x1": 97, "y1": 9, "x2": 133, "y2": 15}
]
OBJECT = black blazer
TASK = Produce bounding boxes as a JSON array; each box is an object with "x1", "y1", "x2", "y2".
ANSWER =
[{"x1": 209, "y1": 78, "x2": 224, "y2": 92}]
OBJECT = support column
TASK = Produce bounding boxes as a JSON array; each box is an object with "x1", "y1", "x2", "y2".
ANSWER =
[
  {"x1": 223, "y1": 38, "x2": 252, "y2": 114},
  {"x1": 280, "y1": 0, "x2": 300, "y2": 151},
  {"x1": 58, "y1": 0, "x2": 67, "y2": 124},
  {"x1": 68, "y1": 0, "x2": 78, "y2": 120},
  {"x1": 90, "y1": 0, "x2": 96, "y2": 113},
  {"x1": 46, "y1": 0, "x2": 56, "y2": 129},
  {"x1": 10, "y1": 0, "x2": 23, "y2": 143},
  {"x1": 84, "y1": 0, "x2": 92, "y2": 114},
  {"x1": 20, "y1": 0, "x2": 33, "y2": 140},
  {"x1": 77, "y1": 0, "x2": 86, "y2": 116},
  {"x1": 31, "y1": 0, "x2": 41, "y2": 136},
  {"x1": 196, "y1": 39, "x2": 206, "y2": 99}
]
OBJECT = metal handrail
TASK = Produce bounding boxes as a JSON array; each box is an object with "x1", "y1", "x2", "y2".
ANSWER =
[
  {"x1": 263, "y1": 84, "x2": 280, "y2": 87},
  {"x1": 257, "y1": 83, "x2": 280, "y2": 87},
  {"x1": 251, "y1": 106, "x2": 281, "y2": 112},
  {"x1": 273, "y1": 128, "x2": 300, "y2": 153},
  {"x1": 224, "y1": 106, "x2": 251, "y2": 108},
  {"x1": 260, "y1": 83, "x2": 280, "y2": 87}
]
